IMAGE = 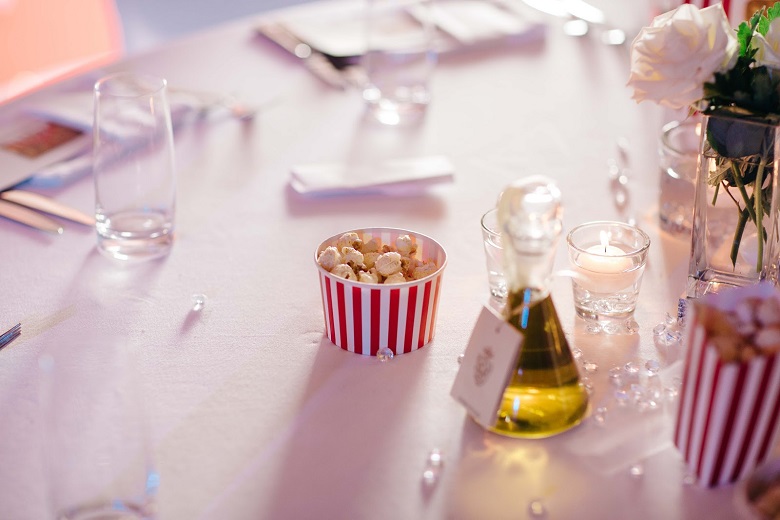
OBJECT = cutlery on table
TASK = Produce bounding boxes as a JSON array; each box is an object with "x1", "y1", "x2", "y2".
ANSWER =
[
  {"x1": 256, "y1": 22, "x2": 361, "y2": 89},
  {"x1": 1, "y1": 190, "x2": 94, "y2": 226},
  {"x1": 0, "y1": 189, "x2": 94, "y2": 233},
  {"x1": 0, "y1": 323, "x2": 21, "y2": 351},
  {"x1": 0, "y1": 199, "x2": 64, "y2": 234}
]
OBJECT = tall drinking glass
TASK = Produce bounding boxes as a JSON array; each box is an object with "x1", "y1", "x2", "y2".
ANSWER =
[
  {"x1": 362, "y1": 0, "x2": 436, "y2": 125},
  {"x1": 93, "y1": 72, "x2": 176, "y2": 260},
  {"x1": 40, "y1": 339, "x2": 157, "y2": 519}
]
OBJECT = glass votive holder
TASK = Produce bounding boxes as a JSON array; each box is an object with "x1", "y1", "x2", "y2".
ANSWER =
[
  {"x1": 480, "y1": 207, "x2": 507, "y2": 301},
  {"x1": 659, "y1": 118, "x2": 700, "y2": 236},
  {"x1": 566, "y1": 221, "x2": 650, "y2": 321}
]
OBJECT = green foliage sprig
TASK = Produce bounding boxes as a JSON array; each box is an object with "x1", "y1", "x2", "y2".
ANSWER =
[{"x1": 703, "y1": 3, "x2": 780, "y2": 121}]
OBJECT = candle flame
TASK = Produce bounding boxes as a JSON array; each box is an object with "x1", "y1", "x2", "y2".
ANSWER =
[{"x1": 599, "y1": 231, "x2": 610, "y2": 253}]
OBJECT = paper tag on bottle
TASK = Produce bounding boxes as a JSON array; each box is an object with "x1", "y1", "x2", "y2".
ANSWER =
[{"x1": 450, "y1": 305, "x2": 524, "y2": 429}]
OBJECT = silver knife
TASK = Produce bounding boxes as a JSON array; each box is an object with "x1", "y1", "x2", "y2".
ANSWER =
[
  {"x1": 0, "y1": 199, "x2": 63, "y2": 234},
  {"x1": 256, "y1": 22, "x2": 351, "y2": 90},
  {"x1": 0, "y1": 190, "x2": 95, "y2": 226}
]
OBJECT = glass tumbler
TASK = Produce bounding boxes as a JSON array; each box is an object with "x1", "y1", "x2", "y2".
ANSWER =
[
  {"x1": 93, "y1": 72, "x2": 176, "y2": 261},
  {"x1": 659, "y1": 118, "x2": 700, "y2": 236},
  {"x1": 362, "y1": 0, "x2": 437, "y2": 125},
  {"x1": 480, "y1": 207, "x2": 507, "y2": 301},
  {"x1": 40, "y1": 339, "x2": 157, "y2": 519}
]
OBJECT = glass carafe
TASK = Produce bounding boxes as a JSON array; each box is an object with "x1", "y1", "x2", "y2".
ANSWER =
[{"x1": 488, "y1": 176, "x2": 589, "y2": 438}]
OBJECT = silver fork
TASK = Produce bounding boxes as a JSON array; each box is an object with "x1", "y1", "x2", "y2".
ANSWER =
[{"x1": 0, "y1": 323, "x2": 21, "y2": 350}]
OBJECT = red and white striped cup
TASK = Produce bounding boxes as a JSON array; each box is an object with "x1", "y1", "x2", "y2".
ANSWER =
[
  {"x1": 675, "y1": 297, "x2": 780, "y2": 487},
  {"x1": 314, "y1": 228, "x2": 447, "y2": 356}
]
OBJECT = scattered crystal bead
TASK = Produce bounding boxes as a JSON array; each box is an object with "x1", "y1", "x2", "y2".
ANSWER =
[
  {"x1": 625, "y1": 319, "x2": 640, "y2": 334},
  {"x1": 614, "y1": 389, "x2": 630, "y2": 406},
  {"x1": 609, "y1": 373, "x2": 624, "y2": 387},
  {"x1": 624, "y1": 362, "x2": 640, "y2": 374},
  {"x1": 428, "y1": 449, "x2": 443, "y2": 466},
  {"x1": 528, "y1": 499, "x2": 546, "y2": 518},
  {"x1": 422, "y1": 467, "x2": 441, "y2": 484},
  {"x1": 654, "y1": 325, "x2": 683, "y2": 347},
  {"x1": 645, "y1": 360, "x2": 660, "y2": 374},
  {"x1": 586, "y1": 322, "x2": 602, "y2": 334},
  {"x1": 652, "y1": 324, "x2": 666, "y2": 336},
  {"x1": 602, "y1": 322, "x2": 622, "y2": 335},
  {"x1": 664, "y1": 312, "x2": 678, "y2": 326},
  {"x1": 191, "y1": 293, "x2": 207, "y2": 311},
  {"x1": 422, "y1": 449, "x2": 444, "y2": 484},
  {"x1": 571, "y1": 347, "x2": 583, "y2": 360},
  {"x1": 582, "y1": 378, "x2": 594, "y2": 394},
  {"x1": 593, "y1": 406, "x2": 608, "y2": 426},
  {"x1": 378, "y1": 348, "x2": 394, "y2": 362},
  {"x1": 628, "y1": 463, "x2": 645, "y2": 477},
  {"x1": 457, "y1": 353, "x2": 464, "y2": 365},
  {"x1": 583, "y1": 361, "x2": 598, "y2": 373},
  {"x1": 664, "y1": 386, "x2": 679, "y2": 401}
]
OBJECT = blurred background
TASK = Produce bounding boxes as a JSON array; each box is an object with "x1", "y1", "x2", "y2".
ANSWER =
[
  {"x1": 0, "y1": 0, "x2": 762, "y2": 103},
  {"x1": 0, "y1": 0, "x2": 313, "y2": 103},
  {"x1": 114, "y1": 0, "x2": 313, "y2": 53}
]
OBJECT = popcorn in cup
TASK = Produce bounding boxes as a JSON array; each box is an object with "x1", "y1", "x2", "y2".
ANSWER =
[
  {"x1": 675, "y1": 284, "x2": 780, "y2": 487},
  {"x1": 314, "y1": 228, "x2": 447, "y2": 356}
]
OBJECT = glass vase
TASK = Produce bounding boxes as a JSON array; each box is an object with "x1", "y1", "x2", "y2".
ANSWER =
[{"x1": 687, "y1": 113, "x2": 780, "y2": 298}]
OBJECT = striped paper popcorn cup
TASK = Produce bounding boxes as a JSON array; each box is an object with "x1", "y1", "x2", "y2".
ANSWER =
[
  {"x1": 674, "y1": 286, "x2": 780, "y2": 487},
  {"x1": 314, "y1": 228, "x2": 447, "y2": 356}
]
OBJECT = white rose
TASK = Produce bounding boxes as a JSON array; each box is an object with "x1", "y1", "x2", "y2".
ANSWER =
[
  {"x1": 628, "y1": 4, "x2": 738, "y2": 110},
  {"x1": 753, "y1": 18, "x2": 780, "y2": 68}
]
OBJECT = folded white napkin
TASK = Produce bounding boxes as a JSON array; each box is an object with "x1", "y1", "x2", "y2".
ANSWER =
[{"x1": 290, "y1": 155, "x2": 455, "y2": 197}]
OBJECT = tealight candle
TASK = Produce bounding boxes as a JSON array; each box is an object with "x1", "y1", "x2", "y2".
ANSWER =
[
  {"x1": 567, "y1": 222, "x2": 651, "y2": 321},
  {"x1": 578, "y1": 232, "x2": 633, "y2": 277}
]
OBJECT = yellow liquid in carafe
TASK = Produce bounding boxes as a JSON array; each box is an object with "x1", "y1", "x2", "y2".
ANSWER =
[{"x1": 488, "y1": 293, "x2": 588, "y2": 438}]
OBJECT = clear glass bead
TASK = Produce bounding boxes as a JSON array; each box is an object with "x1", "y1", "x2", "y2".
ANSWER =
[
  {"x1": 624, "y1": 319, "x2": 640, "y2": 334},
  {"x1": 378, "y1": 348, "x2": 394, "y2": 362},
  {"x1": 422, "y1": 448, "x2": 443, "y2": 484},
  {"x1": 645, "y1": 359, "x2": 660, "y2": 374},
  {"x1": 528, "y1": 499, "x2": 547, "y2": 518},
  {"x1": 583, "y1": 361, "x2": 598, "y2": 373},
  {"x1": 628, "y1": 463, "x2": 644, "y2": 477},
  {"x1": 624, "y1": 362, "x2": 640, "y2": 374},
  {"x1": 585, "y1": 322, "x2": 602, "y2": 334},
  {"x1": 593, "y1": 406, "x2": 608, "y2": 426},
  {"x1": 192, "y1": 293, "x2": 207, "y2": 311}
]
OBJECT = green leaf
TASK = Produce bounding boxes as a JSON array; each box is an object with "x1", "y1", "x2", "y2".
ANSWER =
[
  {"x1": 750, "y1": 7, "x2": 765, "y2": 30},
  {"x1": 759, "y1": 13, "x2": 770, "y2": 36},
  {"x1": 738, "y1": 21, "x2": 753, "y2": 55},
  {"x1": 767, "y1": 2, "x2": 780, "y2": 23}
]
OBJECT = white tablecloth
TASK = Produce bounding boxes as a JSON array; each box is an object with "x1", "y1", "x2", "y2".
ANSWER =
[{"x1": 0, "y1": 2, "x2": 761, "y2": 519}]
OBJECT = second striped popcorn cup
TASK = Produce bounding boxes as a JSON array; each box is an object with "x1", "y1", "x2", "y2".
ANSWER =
[
  {"x1": 314, "y1": 228, "x2": 447, "y2": 356},
  {"x1": 675, "y1": 284, "x2": 780, "y2": 487}
]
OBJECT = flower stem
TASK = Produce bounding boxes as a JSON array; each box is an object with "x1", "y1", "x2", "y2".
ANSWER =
[
  {"x1": 729, "y1": 161, "x2": 758, "y2": 224},
  {"x1": 754, "y1": 156, "x2": 766, "y2": 273},
  {"x1": 730, "y1": 206, "x2": 750, "y2": 268}
]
